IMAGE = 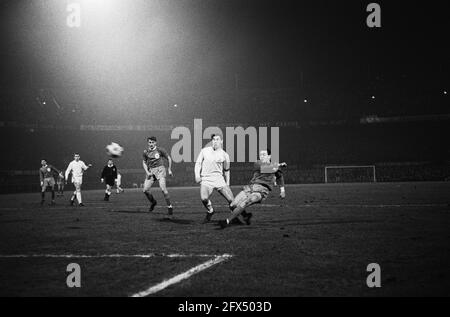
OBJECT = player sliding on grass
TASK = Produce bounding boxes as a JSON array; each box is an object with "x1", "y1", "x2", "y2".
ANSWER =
[
  {"x1": 195, "y1": 134, "x2": 235, "y2": 223},
  {"x1": 218, "y1": 149, "x2": 287, "y2": 229},
  {"x1": 142, "y1": 136, "x2": 173, "y2": 216}
]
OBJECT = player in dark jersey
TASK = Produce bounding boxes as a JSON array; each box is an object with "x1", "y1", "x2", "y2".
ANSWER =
[
  {"x1": 142, "y1": 136, "x2": 174, "y2": 216},
  {"x1": 101, "y1": 159, "x2": 118, "y2": 201},
  {"x1": 39, "y1": 159, "x2": 62, "y2": 206},
  {"x1": 218, "y1": 149, "x2": 286, "y2": 229}
]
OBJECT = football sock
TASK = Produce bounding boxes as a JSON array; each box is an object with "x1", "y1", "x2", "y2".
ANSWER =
[
  {"x1": 202, "y1": 200, "x2": 213, "y2": 213},
  {"x1": 228, "y1": 206, "x2": 245, "y2": 222},
  {"x1": 51, "y1": 190, "x2": 55, "y2": 200},
  {"x1": 41, "y1": 192, "x2": 45, "y2": 200},
  {"x1": 163, "y1": 192, "x2": 172, "y2": 206},
  {"x1": 145, "y1": 192, "x2": 156, "y2": 203}
]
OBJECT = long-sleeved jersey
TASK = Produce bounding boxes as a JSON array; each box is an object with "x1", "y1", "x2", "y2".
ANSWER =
[
  {"x1": 65, "y1": 160, "x2": 89, "y2": 180},
  {"x1": 101, "y1": 164, "x2": 118, "y2": 182},
  {"x1": 249, "y1": 160, "x2": 285, "y2": 191},
  {"x1": 39, "y1": 165, "x2": 61, "y2": 182}
]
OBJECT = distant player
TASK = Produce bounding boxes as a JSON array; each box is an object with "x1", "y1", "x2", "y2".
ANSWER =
[
  {"x1": 142, "y1": 136, "x2": 173, "y2": 216},
  {"x1": 195, "y1": 134, "x2": 235, "y2": 223},
  {"x1": 115, "y1": 173, "x2": 124, "y2": 193},
  {"x1": 56, "y1": 171, "x2": 65, "y2": 196},
  {"x1": 39, "y1": 159, "x2": 62, "y2": 206},
  {"x1": 101, "y1": 159, "x2": 118, "y2": 201},
  {"x1": 218, "y1": 149, "x2": 286, "y2": 229},
  {"x1": 65, "y1": 153, "x2": 92, "y2": 207}
]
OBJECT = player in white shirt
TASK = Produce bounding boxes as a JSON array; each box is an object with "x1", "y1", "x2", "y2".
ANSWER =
[
  {"x1": 65, "y1": 153, "x2": 92, "y2": 206},
  {"x1": 115, "y1": 173, "x2": 124, "y2": 194},
  {"x1": 195, "y1": 134, "x2": 234, "y2": 223}
]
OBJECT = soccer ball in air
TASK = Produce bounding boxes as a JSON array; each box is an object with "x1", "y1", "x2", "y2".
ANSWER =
[{"x1": 106, "y1": 142, "x2": 124, "y2": 158}]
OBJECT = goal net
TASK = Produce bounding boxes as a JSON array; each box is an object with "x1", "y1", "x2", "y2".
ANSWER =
[{"x1": 324, "y1": 165, "x2": 376, "y2": 183}]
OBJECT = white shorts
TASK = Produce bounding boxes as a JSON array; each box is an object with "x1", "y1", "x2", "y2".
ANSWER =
[
  {"x1": 201, "y1": 175, "x2": 227, "y2": 190},
  {"x1": 72, "y1": 176, "x2": 83, "y2": 185}
]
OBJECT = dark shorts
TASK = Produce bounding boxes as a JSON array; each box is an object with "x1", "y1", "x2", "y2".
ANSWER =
[{"x1": 104, "y1": 177, "x2": 116, "y2": 186}]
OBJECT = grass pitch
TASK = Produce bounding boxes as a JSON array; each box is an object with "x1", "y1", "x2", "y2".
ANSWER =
[{"x1": 0, "y1": 182, "x2": 449, "y2": 296}]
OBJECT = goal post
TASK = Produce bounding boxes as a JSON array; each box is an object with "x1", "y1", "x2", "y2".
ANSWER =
[{"x1": 324, "y1": 165, "x2": 376, "y2": 183}]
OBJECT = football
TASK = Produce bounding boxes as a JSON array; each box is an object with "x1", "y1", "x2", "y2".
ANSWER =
[{"x1": 106, "y1": 142, "x2": 124, "y2": 158}]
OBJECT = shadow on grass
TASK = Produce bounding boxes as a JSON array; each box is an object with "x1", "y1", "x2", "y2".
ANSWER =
[
  {"x1": 108, "y1": 209, "x2": 151, "y2": 214},
  {"x1": 154, "y1": 218, "x2": 196, "y2": 225}
]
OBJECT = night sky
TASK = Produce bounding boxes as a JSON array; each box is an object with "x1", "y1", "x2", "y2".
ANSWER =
[{"x1": 0, "y1": 0, "x2": 448, "y2": 121}]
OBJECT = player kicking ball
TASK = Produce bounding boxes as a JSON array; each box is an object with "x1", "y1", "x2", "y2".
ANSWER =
[
  {"x1": 142, "y1": 136, "x2": 174, "y2": 217},
  {"x1": 39, "y1": 159, "x2": 62, "y2": 206},
  {"x1": 195, "y1": 134, "x2": 235, "y2": 223},
  {"x1": 218, "y1": 149, "x2": 286, "y2": 229},
  {"x1": 65, "y1": 153, "x2": 92, "y2": 207}
]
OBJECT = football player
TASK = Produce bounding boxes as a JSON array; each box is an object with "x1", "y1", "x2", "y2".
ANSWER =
[
  {"x1": 195, "y1": 134, "x2": 235, "y2": 223},
  {"x1": 65, "y1": 153, "x2": 92, "y2": 207},
  {"x1": 142, "y1": 136, "x2": 173, "y2": 216},
  {"x1": 39, "y1": 159, "x2": 62, "y2": 205},
  {"x1": 101, "y1": 159, "x2": 118, "y2": 201},
  {"x1": 218, "y1": 149, "x2": 286, "y2": 229}
]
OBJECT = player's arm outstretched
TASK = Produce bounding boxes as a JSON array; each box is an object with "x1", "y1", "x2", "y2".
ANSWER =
[
  {"x1": 64, "y1": 163, "x2": 72, "y2": 183},
  {"x1": 49, "y1": 165, "x2": 62, "y2": 175},
  {"x1": 49, "y1": 165, "x2": 63, "y2": 184},
  {"x1": 194, "y1": 149, "x2": 204, "y2": 183}
]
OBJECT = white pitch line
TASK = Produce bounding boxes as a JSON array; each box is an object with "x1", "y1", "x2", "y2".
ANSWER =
[
  {"x1": 0, "y1": 253, "x2": 229, "y2": 259},
  {"x1": 131, "y1": 254, "x2": 233, "y2": 297},
  {"x1": 299, "y1": 203, "x2": 450, "y2": 208}
]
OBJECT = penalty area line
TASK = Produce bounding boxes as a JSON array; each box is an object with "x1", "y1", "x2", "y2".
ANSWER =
[{"x1": 131, "y1": 254, "x2": 233, "y2": 297}]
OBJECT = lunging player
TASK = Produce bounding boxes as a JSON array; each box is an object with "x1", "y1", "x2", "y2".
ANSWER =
[{"x1": 218, "y1": 149, "x2": 286, "y2": 229}]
